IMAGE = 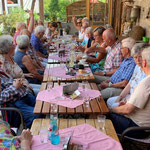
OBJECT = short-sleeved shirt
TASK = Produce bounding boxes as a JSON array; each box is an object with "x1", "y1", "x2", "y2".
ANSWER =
[
  {"x1": 78, "y1": 28, "x2": 85, "y2": 40},
  {"x1": 104, "y1": 40, "x2": 122, "y2": 71},
  {"x1": 30, "y1": 33, "x2": 44, "y2": 54},
  {"x1": 110, "y1": 57, "x2": 136, "y2": 83},
  {"x1": 127, "y1": 75, "x2": 150, "y2": 127},
  {"x1": 90, "y1": 44, "x2": 106, "y2": 72},
  {"x1": 14, "y1": 51, "x2": 29, "y2": 74},
  {"x1": 129, "y1": 65, "x2": 146, "y2": 94}
]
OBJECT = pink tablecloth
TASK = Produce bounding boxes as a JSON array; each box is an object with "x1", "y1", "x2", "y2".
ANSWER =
[
  {"x1": 48, "y1": 54, "x2": 69, "y2": 62},
  {"x1": 44, "y1": 66, "x2": 92, "y2": 79},
  {"x1": 31, "y1": 135, "x2": 63, "y2": 150},
  {"x1": 36, "y1": 86, "x2": 101, "y2": 108},
  {"x1": 31, "y1": 124, "x2": 123, "y2": 150}
]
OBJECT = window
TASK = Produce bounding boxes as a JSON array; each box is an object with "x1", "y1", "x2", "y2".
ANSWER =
[
  {"x1": 5, "y1": 0, "x2": 21, "y2": 14},
  {"x1": 90, "y1": 0, "x2": 109, "y2": 26},
  {"x1": 0, "y1": 0, "x2": 3, "y2": 14}
]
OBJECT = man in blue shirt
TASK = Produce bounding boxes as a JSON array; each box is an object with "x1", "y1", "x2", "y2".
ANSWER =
[
  {"x1": 99, "y1": 38, "x2": 136, "y2": 100},
  {"x1": 31, "y1": 25, "x2": 48, "y2": 58},
  {"x1": 107, "y1": 43, "x2": 148, "y2": 108}
]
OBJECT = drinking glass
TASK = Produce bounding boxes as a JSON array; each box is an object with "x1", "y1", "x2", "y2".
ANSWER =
[
  {"x1": 51, "y1": 103, "x2": 58, "y2": 113},
  {"x1": 84, "y1": 95, "x2": 90, "y2": 108},
  {"x1": 82, "y1": 81, "x2": 88, "y2": 92},
  {"x1": 97, "y1": 115, "x2": 106, "y2": 131},
  {"x1": 39, "y1": 129, "x2": 48, "y2": 143},
  {"x1": 47, "y1": 82, "x2": 53, "y2": 91}
]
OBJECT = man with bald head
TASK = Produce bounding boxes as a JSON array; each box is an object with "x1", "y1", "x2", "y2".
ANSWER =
[{"x1": 93, "y1": 28, "x2": 123, "y2": 83}]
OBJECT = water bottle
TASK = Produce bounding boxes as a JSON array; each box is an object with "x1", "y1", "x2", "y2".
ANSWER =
[
  {"x1": 48, "y1": 115, "x2": 54, "y2": 141},
  {"x1": 51, "y1": 119, "x2": 60, "y2": 145},
  {"x1": 48, "y1": 123, "x2": 53, "y2": 141}
]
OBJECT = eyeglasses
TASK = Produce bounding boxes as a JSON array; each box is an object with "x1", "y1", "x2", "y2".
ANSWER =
[{"x1": 77, "y1": 22, "x2": 82, "y2": 24}]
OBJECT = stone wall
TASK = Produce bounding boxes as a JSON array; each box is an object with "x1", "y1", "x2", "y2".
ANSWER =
[{"x1": 134, "y1": 0, "x2": 150, "y2": 37}]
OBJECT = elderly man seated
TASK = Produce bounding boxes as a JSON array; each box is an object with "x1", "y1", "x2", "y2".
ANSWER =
[
  {"x1": 14, "y1": 35, "x2": 43, "y2": 84},
  {"x1": 99, "y1": 37, "x2": 136, "y2": 100},
  {"x1": 0, "y1": 75, "x2": 43, "y2": 128},
  {"x1": 31, "y1": 25, "x2": 48, "y2": 58},
  {"x1": 86, "y1": 29, "x2": 123, "y2": 83},
  {"x1": 110, "y1": 47, "x2": 150, "y2": 138},
  {"x1": 107, "y1": 43, "x2": 148, "y2": 108}
]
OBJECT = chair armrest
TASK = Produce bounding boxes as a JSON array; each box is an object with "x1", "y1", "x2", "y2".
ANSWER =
[
  {"x1": 120, "y1": 126, "x2": 150, "y2": 143},
  {"x1": 0, "y1": 107, "x2": 25, "y2": 135}
]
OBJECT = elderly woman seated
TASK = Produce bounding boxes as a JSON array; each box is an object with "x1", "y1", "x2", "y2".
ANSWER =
[
  {"x1": 0, "y1": 35, "x2": 41, "y2": 95},
  {"x1": 0, "y1": 119, "x2": 32, "y2": 150},
  {"x1": 77, "y1": 27, "x2": 106, "y2": 73},
  {"x1": 14, "y1": 35, "x2": 43, "y2": 84},
  {"x1": 31, "y1": 25, "x2": 48, "y2": 58},
  {"x1": 76, "y1": 27, "x2": 94, "y2": 52},
  {"x1": 45, "y1": 22, "x2": 59, "y2": 39}
]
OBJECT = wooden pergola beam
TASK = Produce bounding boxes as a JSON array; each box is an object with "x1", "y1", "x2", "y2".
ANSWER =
[
  {"x1": 39, "y1": 0, "x2": 44, "y2": 21},
  {"x1": 2, "y1": 0, "x2": 5, "y2": 14},
  {"x1": 31, "y1": 0, "x2": 36, "y2": 11},
  {"x1": 86, "y1": 0, "x2": 90, "y2": 20},
  {"x1": 20, "y1": 0, "x2": 23, "y2": 8}
]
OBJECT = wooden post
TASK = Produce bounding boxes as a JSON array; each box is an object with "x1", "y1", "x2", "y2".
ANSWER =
[
  {"x1": 31, "y1": 0, "x2": 36, "y2": 11},
  {"x1": 20, "y1": 0, "x2": 23, "y2": 9},
  {"x1": 108, "y1": 0, "x2": 113, "y2": 25},
  {"x1": 86, "y1": 0, "x2": 90, "y2": 20},
  {"x1": 39, "y1": 0, "x2": 44, "y2": 22},
  {"x1": 2, "y1": 0, "x2": 5, "y2": 14}
]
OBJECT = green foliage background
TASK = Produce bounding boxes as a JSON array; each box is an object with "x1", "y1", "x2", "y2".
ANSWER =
[
  {"x1": 0, "y1": 0, "x2": 78, "y2": 35},
  {"x1": 44, "y1": 0, "x2": 78, "y2": 21},
  {"x1": 0, "y1": 8, "x2": 28, "y2": 35}
]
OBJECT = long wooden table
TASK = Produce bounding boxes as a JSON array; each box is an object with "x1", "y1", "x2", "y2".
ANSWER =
[
  {"x1": 34, "y1": 82, "x2": 109, "y2": 117},
  {"x1": 48, "y1": 51, "x2": 68, "y2": 64},
  {"x1": 43, "y1": 63, "x2": 95, "y2": 82},
  {"x1": 31, "y1": 118, "x2": 119, "y2": 142}
]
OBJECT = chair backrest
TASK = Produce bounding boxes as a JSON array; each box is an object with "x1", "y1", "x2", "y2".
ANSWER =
[{"x1": 0, "y1": 105, "x2": 25, "y2": 135}]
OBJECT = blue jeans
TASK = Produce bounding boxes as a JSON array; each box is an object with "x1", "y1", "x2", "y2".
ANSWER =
[
  {"x1": 110, "y1": 113, "x2": 148, "y2": 138},
  {"x1": 13, "y1": 94, "x2": 44, "y2": 128}
]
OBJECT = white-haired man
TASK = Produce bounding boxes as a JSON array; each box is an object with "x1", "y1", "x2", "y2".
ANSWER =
[
  {"x1": 85, "y1": 29, "x2": 123, "y2": 83},
  {"x1": 30, "y1": 25, "x2": 47, "y2": 58},
  {"x1": 110, "y1": 46, "x2": 150, "y2": 138},
  {"x1": 99, "y1": 37, "x2": 136, "y2": 100}
]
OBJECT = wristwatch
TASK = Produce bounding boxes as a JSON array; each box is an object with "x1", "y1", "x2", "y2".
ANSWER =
[
  {"x1": 109, "y1": 82, "x2": 112, "y2": 87},
  {"x1": 103, "y1": 71, "x2": 106, "y2": 76}
]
